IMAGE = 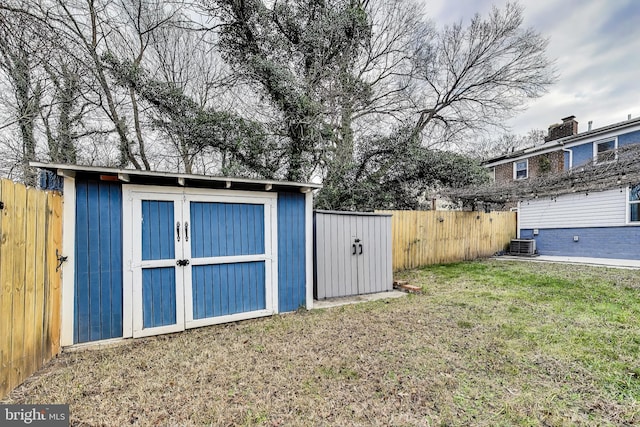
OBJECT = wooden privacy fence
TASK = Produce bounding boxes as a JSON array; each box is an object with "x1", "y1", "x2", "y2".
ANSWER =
[
  {"x1": 0, "y1": 178, "x2": 62, "y2": 399},
  {"x1": 377, "y1": 210, "x2": 516, "y2": 271}
]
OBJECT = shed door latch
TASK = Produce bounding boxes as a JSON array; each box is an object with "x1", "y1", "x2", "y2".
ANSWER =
[
  {"x1": 56, "y1": 249, "x2": 68, "y2": 272},
  {"x1": 176, "y1": 259, "x2": 190, "y2": 267}
]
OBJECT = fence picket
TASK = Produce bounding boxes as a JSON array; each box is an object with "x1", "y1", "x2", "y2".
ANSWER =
[
  {"x1": 0, "y1": 180, "x2": 13, "y2": 398},
  {"x1": 34, "y1": 193, "x2": 46, "y2": 369},
  {"x1": 376, "y1": 210, "x2": 516, "y2": 271},
  {"x1": 10, "y1": 182, "x2": 27, "y2": 393},
  {"x1": 0, "y1": 179, "x2": 62, "y2": 399},
  {"x1": 48, "y1": 193, "x2": 63, "y2": 357}
]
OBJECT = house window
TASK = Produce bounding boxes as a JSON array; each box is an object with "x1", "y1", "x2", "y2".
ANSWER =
[
  {"x1": 489, "y1": 167, "x2": 496, "y2": 182},
  {"x1": 595, "y1": 139, "x2": 617, "y2": 163},
  {"x1": 514, "y1": 160, "x2": 528, "y2": 180},
  {"x1": 630, "y1": 184, "x2": 640, "y2": 223}
]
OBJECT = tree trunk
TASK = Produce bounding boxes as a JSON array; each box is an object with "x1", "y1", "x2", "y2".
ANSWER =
[{"x1": 13, "y1": 52, "x2": 40, "y2": 184}]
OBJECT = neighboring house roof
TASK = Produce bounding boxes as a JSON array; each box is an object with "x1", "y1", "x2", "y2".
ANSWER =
[
  {"x1": 483, "y1": 116, "x2": 640, "y2": 168},
  {"x1": 30, "y1": 162, "x2": 322, "y2": 192},
  {"x1": 455, "y1": 115, "x2": 640, "y2": 204}
]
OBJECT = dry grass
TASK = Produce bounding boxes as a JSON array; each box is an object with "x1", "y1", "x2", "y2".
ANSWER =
[{"x1": 3, "y1": 260, "x2": 640, "y2": 426}]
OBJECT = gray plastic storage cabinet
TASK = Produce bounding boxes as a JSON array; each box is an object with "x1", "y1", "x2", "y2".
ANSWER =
[{"x1": 314, "y1": 210, "x2": 393, "y2": 299}]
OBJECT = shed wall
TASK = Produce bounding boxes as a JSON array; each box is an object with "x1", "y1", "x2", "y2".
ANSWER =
[
  {"x1": 74, "y1": 180, "x2": 123, "y2": 343},
  {"x1": 71, "y1": 180, "x2": 309, "y2": 344},
  {"x1": 277, "y1": 192, "x2": 307, "y2": 312}
]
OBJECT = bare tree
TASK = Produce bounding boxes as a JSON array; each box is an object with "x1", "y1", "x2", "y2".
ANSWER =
[
  {"x1": 408, "y1": 3, "x2": 555, "y2": 147},
  {"x1": 107, "y1": 0, "x2": 186, "y2": 170},
  {"x1": 40, "y1": 59, "x2": 82, "y2": 164},
  {"x1": 0, "y1": 4, "x2": 102, "y2": 179},
  {"x1": 0, "y1": 8, "x2": 46, "y2": 183},
  {"x1": 208, "y1": 0, "x2": 375, "y2": 182},
  {"x1": 352, "y1": 0, "x2": 430, "y2": 126},
  {"x1": 0, "y1": 0, "x2": 141, "y2": 168},
  {"x1": 320, "y1": 0, "x2": 430, "y2": 198},
  {"x1": 463, "y1": 129, "x2": 546, "y2": 160},
  {"x1": 50, "y1": 0, "x2": 146, "y2": 168},
  {"x1": 194, "y1": 0, "x2": 555, "y2": 208},
  {"x1": 0, "y1": 0, "x2": 193, "y2": 171},
  {"x1": 0, "y1": 0, "x2": 555, "y2": 211},
  {"x1": 147, "y1": 18, "x2": 234, "y2": 173}
]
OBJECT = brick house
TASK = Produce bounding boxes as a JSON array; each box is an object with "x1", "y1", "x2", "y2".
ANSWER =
[
  {"x1": 483, "y1": 115, "x2": 640, "y2": 260},
  {"x1": 485, "y1": 116, "x2": 578, "y2": 184}
]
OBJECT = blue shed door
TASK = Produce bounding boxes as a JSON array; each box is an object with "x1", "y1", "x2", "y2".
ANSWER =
[
  {"x1": 185, "y1": 199, "x2": 271, "y2": 327},
  {"x1": 125, "y1": 187, "x2": 277, "y2": 338},
  {"x1": 130, "y1": 194, "x2": 185, "y2": 338}
]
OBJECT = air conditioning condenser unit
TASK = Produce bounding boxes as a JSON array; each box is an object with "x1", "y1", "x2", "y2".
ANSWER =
[{"x1": 509, "y1": 239, "x2": 537, "y2": 256}]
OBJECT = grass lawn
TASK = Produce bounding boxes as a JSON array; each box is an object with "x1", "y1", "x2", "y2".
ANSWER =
[{"x1": 3, "y1": 260, "x2": 640, "y2": 426}]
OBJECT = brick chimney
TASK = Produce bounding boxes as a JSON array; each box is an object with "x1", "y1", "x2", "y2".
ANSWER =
[{"x1": 544, "y1": 115, "x2": 578, "y2": 142}]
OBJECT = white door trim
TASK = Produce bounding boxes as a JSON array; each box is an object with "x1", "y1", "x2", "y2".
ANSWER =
[
  {"x1": 60, "y1": 176, "x2": 76, "y2": 346},
  {"x1": 126, "y1": 190, "x2": 185, "y2": 338}
]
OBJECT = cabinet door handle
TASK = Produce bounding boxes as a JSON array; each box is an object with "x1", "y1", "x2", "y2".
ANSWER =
[
  {"x1": 176, "y1": 221, "x2": 181, "y2": 241},
  {"x1": 359, "y1": 243, "x2": 363, "y2": 255},
  {"x1": 352, "y1": 244, "x2": 357, "y2": 255}
]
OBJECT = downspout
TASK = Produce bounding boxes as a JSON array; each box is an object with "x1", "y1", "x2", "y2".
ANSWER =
[{"x1": 561, "y1": 145, "x2": 573, "y2": 170}]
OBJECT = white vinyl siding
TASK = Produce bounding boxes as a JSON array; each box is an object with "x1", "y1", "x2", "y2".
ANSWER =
[{"x1": 519, "y1": 189, "x2": 627, "y2": 229}]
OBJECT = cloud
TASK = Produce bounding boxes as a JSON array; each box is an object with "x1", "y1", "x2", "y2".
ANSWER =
[{"x1": 423, "y1": 0, "x2": 640, "y2": 135}]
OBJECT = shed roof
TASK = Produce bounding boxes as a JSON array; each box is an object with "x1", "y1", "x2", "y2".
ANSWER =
[{"x1": 31, "y1": 162, "x2": 322, "y2": 193}]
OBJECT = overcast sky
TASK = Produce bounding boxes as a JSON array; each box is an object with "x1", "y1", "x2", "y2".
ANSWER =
[{"x1": 425, "y1": 0, "x2": 640, "y2": 136}]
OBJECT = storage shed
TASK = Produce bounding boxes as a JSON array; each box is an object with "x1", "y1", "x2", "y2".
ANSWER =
[
  {"x1": 314, "y1": 210, "x2": 393, "y2": 299},
  {"x1": 34, "y1": 163, "x2": 320, "y2": 346}
]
